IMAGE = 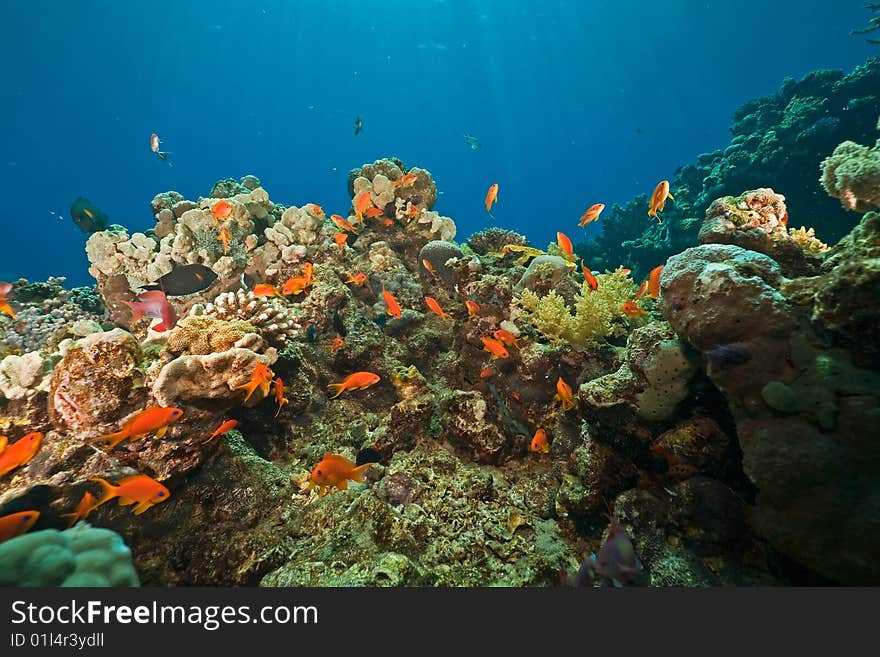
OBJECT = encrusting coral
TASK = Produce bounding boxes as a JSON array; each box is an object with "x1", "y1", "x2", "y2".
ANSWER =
[{"x1": 198, "y1": 289, "x2": 299, "y2": 347}]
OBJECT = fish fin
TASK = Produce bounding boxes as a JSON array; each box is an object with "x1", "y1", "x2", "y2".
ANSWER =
[
  {"x1": 667, "y1": 191, "x2": 674, "y2": 200},
  {"x1": 0, "y1": 302, "x2": 15, "y2": 318},
  {"x1": 61, "y1": 512, "x2": 79, "y2": 529},
  {"x1": 155, "y1": 425, "x2": 168, "y2": 439},
  {"x1": 89, "y1": 477, "x2": 117, "y2": 507},
  {"x1": 326, "y1": 384, "x2": 344, "y2": 399},
  {"x1": 132, "y1": 501, "x2": 153, "y2": 515},
  {"x1": 94, "y1": 430, "x2": 127, "y2": 449},
  {"x1": 337, "y1": 479, "x2": 348, "y2": 490},
  {"x1": 118, "y1": 496, "x2": 137, "y2": 506},
  {"x1": 350, "y1": 462, "x2": 376, "y2": 483}
]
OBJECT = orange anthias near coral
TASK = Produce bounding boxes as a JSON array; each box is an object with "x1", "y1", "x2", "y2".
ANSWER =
[
  {"x1": 62, "y1": 492, "x2": 98, "y2": 528},
  {"x1": 485, "y1": 183, "x2": 499, "y2": 212},
  {"x1": 647, "y1": 264, "x2": 664, "y2": 299},
  {"x1": 253, "y1": 283, "x2": 283, "y2": 298},
  {"x1": 354, "y1": 191, "x2": 373, "y2": 223},
  {"x1": 481, "y1": 336, "x2": 509, "y2": 360},
  {"x1": 207, "y1": 419, "x2": 239, "y2": 443},
  {"x1": 392, "y1": 172, "x2": 418, "y2": 188},
  {"x1": 425, "y1": 296, "x2": 451, "y2": 320},
  {"x1": 95, "y1": 408, "x2": 183, "y2": 449},
  {"x1": 217, "y1": 226, "x2": 231, "y2": 254},
  {"x1": 622, "y1": 301, "x2": 648, "y2": 318},
  {"x1": 493, "y1": 329, "x2": 520, "y2": 350},
  {"x1": 0, "y1": 510, "x2": 40, "y2": 543},
  {"x1": 235, "y1": 363, "x2": 274, "y2": 402},
  {"x1": 327, "y1": 337, "x2": 345, "y2": 352},
  {"x1": 331, "y1": 214, "x2": 359, "y2": 234},
  {"x1": 211, "y1": 199, "x2": 233, "y2": 224},
  {"x1": 556, "y1": 231, "x2": 574, "y2": 260},
  {"x1": 0, "y1": 432, "x2": 43, "y2": 477},
  {"x1": 0, "y1": 281, "x2": 15, "y2": 318},
  {"x1": 581, "y1": 261, "x2": 598, "y2": 291},
  {"x1": 579, "y1": 203, "x2": 605, "y2": 227},
  {"x1": 333, "y1": 232, "x2": 348, "y2": 249},
  {"x1": 554, "y1": 377, "x2": 576, "y2": 411},
  {"x1": 327, "y1": 372, "x2": 381, "y2": 399},
  {"x1": 308, "y1": 454, "x2": 377, "y2": 496},
  {"x1": 647, "y1": 180, "x2": 674, "y2": 220},
  {"x1": 530, "y1": 428, "x2": 550, "y2": 453},
  {"x1": 90, "y1": 474, "x2": 171, "y2": 516},
  {"x1": 273, "y1": 377, "x2": 289, "y2": 417},
  {"x1": 382, "y1": 285, "x2": 402, "y2": 319}
]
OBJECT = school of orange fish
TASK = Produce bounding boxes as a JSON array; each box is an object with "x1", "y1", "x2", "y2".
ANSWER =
[{"x1": 0, "y1": 173, "x2": 674, "y2": 545}]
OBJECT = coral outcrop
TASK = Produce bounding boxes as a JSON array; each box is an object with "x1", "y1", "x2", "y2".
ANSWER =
[{"x1": 820, "y1": 115, "x2": 880, "y2": 212}]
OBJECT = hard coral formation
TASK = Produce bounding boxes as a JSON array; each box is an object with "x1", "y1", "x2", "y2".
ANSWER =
[
  {"x1": 820, "y1": 116, "x2": 880, "y2": 212},
  {"x1": 166, "y1": 315, "x2": 262, "y2": 355},
  {"x1": 199, "y1": 290, "x2": 299, "y2": 347}
]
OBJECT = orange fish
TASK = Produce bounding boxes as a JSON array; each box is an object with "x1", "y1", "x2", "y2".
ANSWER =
[
  {"x1": 273, "y1": 377, "x2": 289, "y2": 417},
  {"x1": 252, "y1": 283, "x2": 282, "y2": 298},
  {"x1": 0, "y1": 432, "x2": 43, "y2": 478},
  {"x1": 234, "y1": 363, "x2": 274, "y2": 402},
  {"x1": 90, "y1": 474, "x2": 170, "y2": 516},
  {"x1": 327, "y1": 337, "x2": 345, "y2": 352},
  {"x1": 308, "y1": 453, "x2": 376, "y2": 496},
  {"x1": 346, "y1": 272, "x2": 369, "y2": 287},
  {"x1": 485, "y1": 183, "x2": 499, "y2": 212},
  {"x1": 331, "y1": 214, "x2": 359, "y2": 234},
  {"x1": 648, "y1": 180, "x2": 674, "y2": 220},
  {"x1": 481, "y1": 336, "x2": 509, "y2": 360},
  {"x1": 530, "y1": 428, "x2": 550, "y2": 453},
  {"x1": 465, "y1": 300, "x2": 480, "y2": 317},
  {"x1": 554, "y1": 377, "x2": 576, "y2": 411},
  {"x1": 327, "y1": 371, "x2": 381, "y2": 399},
  {"x1": 493, "y1": 329, "x2": 520, "y2": 350},
  {"x1": 282, "y1": 276, "x2": 307, "y2": 296},
  {"x1": 207, "y1": 419, "x2": 239, "y2": 443},
  {"x1": 636, "y1": 280, "x2": 649, "y2": 299},
  {"x1": 0, "y1": 283, "x2": 14, "y2": 318},
  {"x1": 95, "y1": 408, "x2": 183, "y2": 450},
  {"x1": 407, "y1": 204, "x2": 422, "y2": 219},
  {"x1": 647, "y1": 264, "x2": 664, "y2": 299},
  {"x1": 421, "y1": 259, "x2": 437, "y2": 277},
  {"x1": 479, "y1": 368, "x2": 494, "y2": 378},
  {"x1": 212, "y1": 199, "x2": 233, "y2": 224},
  {"x1": 311, "y1": 204, "x2": 324, "y2": 216},
  {"x1": 392, "y1": 172, "x2": 418, "y2": 188},
  {"x1": 354, "y1": 191, "x2": 373, "y2": 222},
  {"x1": 381, "y1": 218, "x2": 394, "y2": 227},
  {"x1": 425, "y1": 296, "x2": 451, "y2": 320},
  {"x1": 0, "y1": 510, "x2": 40, "y2": 543},
  {"x1": 621, "y1": 301, "x2": 648, "y2": 318},
  {"x1": 334, "y1": 232, "x2": 349, "y2": 248},
  {"x1": 62, "y1": 492, "x2": 98, "y2": 528},
  {"x1": 365, "y1": 207, "x2": 384, "y2": 218},
  {"x1": 217, "y1": 226, "x2": 231, "y2": 254},
  {"x1": 0, "y1": 435, "x2": 7, "y2": 453},
  {"x1": 579, "y1": 203, "x2": 605, "y2": 227},
  {"x1": 620, "y1": 268, "x2": 632, "y2": 275},
  {"x1": 382, "y1": 285, "x2": 402, "y2": 319},
  {"x1": 581, "y1": 262, "x2": 598, "y2": 291},
  {"x1": 556, "y1": 232, "x2": 574, "y2": 260}
]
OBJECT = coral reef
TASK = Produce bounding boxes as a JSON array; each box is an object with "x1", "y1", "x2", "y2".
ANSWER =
[
  {"x1": 0, "y1": 524, "x2": 139, "y2": 586},
  {"x1": 820, "y1": 115, "x2": 880, "y2": 212},
  {"x1": 198, "y1": 290, "x2": 300, "y2": 347}
]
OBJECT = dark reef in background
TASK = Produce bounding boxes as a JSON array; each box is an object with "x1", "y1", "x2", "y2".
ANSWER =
[{"x1": 577, "y1": 58, "x2": 880, "y2": 277}]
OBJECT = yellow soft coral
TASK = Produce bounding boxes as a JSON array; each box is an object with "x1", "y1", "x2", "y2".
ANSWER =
[
  {"x1": 166, "y1": 315, "x2": 260, "y2": 355},
  {"x1": 516, "y1": 269, "x2": 637, "y2": 348},
  {"x1": 787, "y1": 226, "x2": 830, "y2": 254}
]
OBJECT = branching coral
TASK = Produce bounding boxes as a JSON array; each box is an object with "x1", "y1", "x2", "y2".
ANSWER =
[
  {"x1": 199, "y1": 290, "x2": 299, "y2": 347},
  {"x1": 515, "y1": 269, "x2": 637, "y2": 348}
]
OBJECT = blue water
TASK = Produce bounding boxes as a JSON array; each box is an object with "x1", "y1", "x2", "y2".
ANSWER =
[{"x1": 1, "y1": 0, "x2": 873, "y2": 286}]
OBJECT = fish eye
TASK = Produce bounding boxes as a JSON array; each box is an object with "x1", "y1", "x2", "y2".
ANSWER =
[
  {"x1": 316, "y1": 469, "x2": 322, "y2": 475},
  {"x1": 157, "y1": 491, "x2": 165, "y2": 497}
]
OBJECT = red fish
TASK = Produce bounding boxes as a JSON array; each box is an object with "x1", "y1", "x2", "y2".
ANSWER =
[
  {"x1": 530, "y1": 428, "x2": 550, "y2": 453},
  {"x1": 331, "y1": 214, "x2": 359, "y2": 233},
  {"x1": 407, "y1": 204, "x2": 422, "y2": 219},
  {"x1": 465, "y1": 300, "x2": 480, "y2": 317},
  {"x1": 425, "y1": 296, "x2": 451, "y2": 320},
  {"x1": 481, "y1": 336, "x2": 509, "y2": 360},
  {"x1": 123, "y1": 290, "x2": 178, "y2": 332},
  {"x1": 217, "y1": 226, "x2": 231, "y2": 254},
  {"x1": 648, "y1": 180, "x2": 674, "y2": 220},
  {"x1": 150, "y1": 133, "x2": 170, "y2": 162},
  {"x1": 493, "y1": 329, "x2": 520, "y2": 350},
  {"x1": 364, "y1": 207, "x2": 384, "y2": 219},
  {"x1": 273, "y1": 377, "x2": 289, "y2": 417},
  {"x1": 557, "y1": 232, "x2": 574, "y2": 260},
  {"x1": 0, "y1": 435, "x2": 7, "y2": 453},
  {"x1": 579, "y1": 203, "x2": 605, "y2": 227},
  {"x1": 308, "y1": 453, "x2": 376, "y2": 496},
  {"x1": 327, "y1": 371, "x2": 381, "y2": 399},
  {"x1": 479, "y1": 368, "x2": 494, "y2": 378},
  {"x1": 327, "y1": 337, "x2": 345, "y2": 352},
  {"x1": 252, "y1": 283, "x2": 283, "y2": 298},
  {"x1": 212, "y1": 199, "x2": 233, "y2": 224},
  {"x1": 554, "y1": 377, "x2": 576, "y2": 411},
  {"x1": 636, "y1": 280, "x2": 649, "y2": 299},
  {"x1": 621, "y1": 301, "x2": 648, "y2": 318},
  {"x1": 333, "y1": 232, "x2": 349, "y2": 248},
  {"x1": 381, "y1": 218, "x2": 394, "y2": 227},
  {"x1": 90, "y1": 474, "x2": 170, "y2": 516},
  {"x1": 485, "y1": 183, "x2": 499, "y2": 212},
  {"x1": 0, "y1": 281, "x2": 14, "y2": 318},
  {"x1": 346, "y1": 272, "x2": 369, "y2": 287},
  {"x1": 0, "y1": 432, "x2": 43, "y2": 478},
  {"x1": 354, "y1": 191, "x2": 373, "y2": 223},
  {"x1": 95, "y1": 407, "x2": 183, "y2": 449},
  {"x1": 647, "y1": 264, "x2": 664, "y2": 299},
  {"x1": 0, "y1": 510, "x2": 40, "y2": 543},
  {"x1": 62, "y1": 492, "x2": 98, "y2": 528},
  {"x1": 382, "y1": 285, "x2": 402, "y2": 319},
  {"x1": 310, "y1": 204, "x2": 324, "y2": 216},
  {"x1": 207, "y1": 419, "x2": 238, "y2": 443},
  {"x1": 421, "y1": 259, "x2": 437, "y2": 277},
  {"x1": 392, "y1": 172, "x2": 418, "y2": 188},
  {"x1": 581, "y1": 262, "x2": 598, "y2": 291},
  {"x1": 234, "y1": 363, "x2": 274, "y2": 402}
]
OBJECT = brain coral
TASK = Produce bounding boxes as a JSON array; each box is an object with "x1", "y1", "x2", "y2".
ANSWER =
[{"x1": 166, "y1": 315, "x2": 263, "y2": 355}]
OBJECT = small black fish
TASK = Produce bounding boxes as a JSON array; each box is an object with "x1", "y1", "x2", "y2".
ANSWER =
[
  {"x1": 143, "y1": 264, "x2": 218, "y2": 296},
  {"x1": 704, "y1": 344, "x2": 751, "y2": 368},
  {"x1": 70, "y1": 197, "x2": 109, "y2": 233},
  {"x1": 354, "y1": 117, "x2": 363, "y2": 135},
  {"x1": 305, "y1": 324, "x2": 317, "y2": 342},
  {"x1": 355, "y1": 447, "x2": 381, "y2": 466}
]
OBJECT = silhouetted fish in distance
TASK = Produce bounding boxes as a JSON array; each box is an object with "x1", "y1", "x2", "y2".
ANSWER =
[
  {"x1": 704, "y1": 344, "x2": 751, "y2": 368},
  {"x1": 354, "y1": 117, "x2": 363, "y2": 135},
  {"x1": 464, "y1": 133, "x2": 481, "y2": 150},
  {"x1": 142, "y1": 264, "x2": 218, "y2": 296},
  {"x1": 70, "y1": 197, "x2": 109, "y2": 233}
]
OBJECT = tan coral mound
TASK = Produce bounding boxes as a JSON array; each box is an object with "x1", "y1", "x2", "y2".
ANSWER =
[{"x1": 166, "y1": 316, "x2": 262, "y2": 355}]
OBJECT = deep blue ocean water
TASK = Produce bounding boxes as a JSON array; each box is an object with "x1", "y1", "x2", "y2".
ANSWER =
[{"x1": 1, "y1": 0, "x2": 873, "y2": 286}]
